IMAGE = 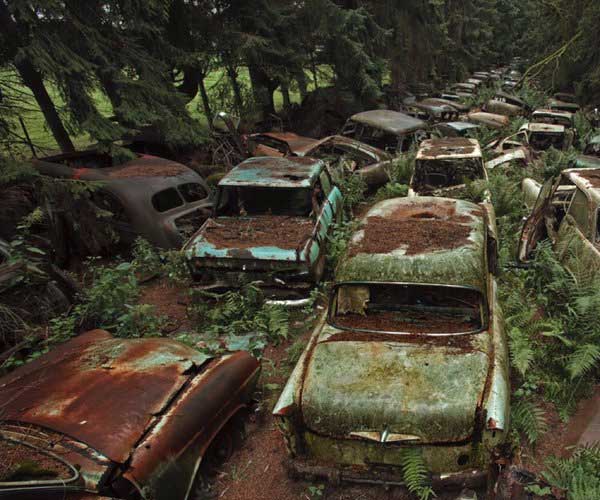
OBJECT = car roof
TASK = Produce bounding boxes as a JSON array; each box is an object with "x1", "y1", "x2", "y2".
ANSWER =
[
  {"x1": 336, "y1": 197, "x2": 487, "y2": 290},
  {"x1": 441, "y1": 121, "x2": 480, "y2": 132},
  {"x1": 0, "y1": 330, "x2": 213, "y2": 464},
  {"x1": 348, "y1": 110, "x2": 426, "y2": 135},
  {"x1": 417, "y1": 138, "x2": 482, "y2": 160},
  {"x1": 220, "y1": 156, "x2": 324, "y2": 188},
  {"x1": 522, "y1": 122, "x2": 565, "y2": 133},
  {"x1": 565, "y1": 168, "x2": 600, "y2": 205},
  {"x1": 532, "y1": 108, "x2": 574, "y2": 119},
  {"x1": 250, "y1": 132, "x2": 319, "y2": 155}
]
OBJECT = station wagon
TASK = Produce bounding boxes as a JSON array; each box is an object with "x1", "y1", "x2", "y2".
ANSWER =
[
  {"x1": 183, "y1": 157, "x2": 342, "y2": 303},
  {"x1": 274, "y1": 197, "x2": 508, "y2": 488}
]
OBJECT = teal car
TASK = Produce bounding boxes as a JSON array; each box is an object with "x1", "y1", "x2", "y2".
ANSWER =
[
  {"x1": 573, "y1": 135, "x2": 600, "y2": 169},
  {"x1": 183, "y1": 157, "x2": 342, "y2": 303}
]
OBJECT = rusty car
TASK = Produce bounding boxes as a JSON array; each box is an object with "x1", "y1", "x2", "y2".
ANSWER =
[
  {"x1": 34, "y1": 151, "x2": 214, "y2": 249},
  {"x1": 274, "y1": 196, "x2": 508, "y2": 489},
  {"x1": 424, "y1": 97, "x2": 470, "y2": 113},
  {"x1": 246, "y1": 132, "x2": 394, "y2": 189},
  {"x1": 409, "y1": 138, "x2": 489, "y2": 202},
  {"x1": 519, "y1": 122, "x2": 573, "y2": 151},
  {"x1": 547, "y1": 95, "x2": 580, "y2": 113},
  {"x1": 340, "y1": 110, "x2": 428, "y2": 154},
  {"x1": 405, "y1": 100, "x2": 460, "y2": 123},
  {"x1": 518, "y1": 168, "x2": 600, "y2": 271},
  {"x1": 484, "y1": 99, "x2": 524, "y2": 118},
  {"x1": 531, "y1": 108, "x2": 575, "y2": 129},
  {"x1": 449, "y1": 82, "x2": 477, "y2": 98},
  {"x1": 433, "y1": 121, "x2": 481, "y2": 139},
  {"x1": 466, "y1": 111, "x2": 510, "y2": 130},
  {"x1": 485, "y1": 147, "x2": 533, "y2": 171},
  {"x1": 0, "y1": 329, "x2": 260, "y2": 500},
  {"x1": 183, "y1": 156, "x2": 342, "y2": 303}
]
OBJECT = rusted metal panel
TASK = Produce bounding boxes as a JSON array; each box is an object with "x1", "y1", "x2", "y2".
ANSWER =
[
  {"x1": 0, "y1": 330, "x2": 211, "y2": 464},
  {"x1": 124, "y1": 352, "x2": 260, "y2": 497},
  {"x1": 347, "y1": 110, "x2": 426, "y2": 135},
  {"x1": 416, "y1": 138, "x2": 481, "y2": 160}
]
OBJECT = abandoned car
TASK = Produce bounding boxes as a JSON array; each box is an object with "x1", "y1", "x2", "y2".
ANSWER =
[
  {"x1": 409, "y1": 138, "x2": 489, "y2": 201},
  {"x1": 0, "y1": 329, "x2": 260, "y2": 500},
  {"x1": 274, "y1": 196, "x2": 508, "y2": 488},
  {"x1": 484, "y1": 99, "x2": 524, "y2": 117},
  {"x1": 247, "y1": 133, "x2": 394, "y2": 189},
  {"x1": 547, "y1": 97, "x2": 580, "y2": 113},
  {"x1": 531, "y1": 108, "x2": 575, "y2": 129},
  {"x1": 405, "y1": 100, "x2": 460, "y2": 123},
  {"x1": 466, "y1": 111, "x2": 510, "y2": 130},
  {"x1": 433, "y1": 121, "x2": 481, "y2": 139},
  {"x1": 183, "y1": 157, "x2": 342, "y2": 302},
  {"x1": 340, "y1": 110, "x2": 428, "y2": 154},
  {"x1": 423, "y1": 97, "x2": 470, "y2": 114},
  {"x1": 449, "y1": 82, "x2": 477, "y2": 97},
  {"x1": 574, "y1": 135, "x2": 600, "y2": 169},
  {"x1": 518, "y1": 168, "x2": 600, "y2": 270},
  {"x1": 520, "y1": 122, "x2": 573, "y2": 151},
  {"x1": 34, "y1": 151, "x2": 214, "y2": 249},
  {"x1": 485, "y1": 147, "x2": 533, "y2": 171}
]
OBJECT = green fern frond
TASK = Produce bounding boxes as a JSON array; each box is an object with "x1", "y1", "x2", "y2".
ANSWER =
[
  {"x1": 399, "y1": 447, "x2": 435, "y2": 500},
  {"x1": 567, "y1": 344, "x2": 600, "y2": 380},
  {"x1": 511, "y1": 399, "x2": 548, "y2": 445}
]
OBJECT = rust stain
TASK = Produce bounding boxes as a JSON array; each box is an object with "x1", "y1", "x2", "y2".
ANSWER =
[{"x1": 0, "y1": 330, "x2": 208, "y2": 464}]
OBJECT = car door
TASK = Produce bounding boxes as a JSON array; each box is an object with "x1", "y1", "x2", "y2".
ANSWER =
[{"x1": 517, "y1": 177, "x2": 558, "y2": 263}]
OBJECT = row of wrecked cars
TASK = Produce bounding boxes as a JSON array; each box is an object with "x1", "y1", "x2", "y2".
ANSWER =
[{"x1": 0, "y1": 62, "x2": 592, "y2": 500}]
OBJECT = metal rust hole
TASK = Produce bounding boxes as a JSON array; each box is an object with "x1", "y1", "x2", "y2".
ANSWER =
[{"x1": 457, "y1": 454, "x2": 469, "y2": 466}]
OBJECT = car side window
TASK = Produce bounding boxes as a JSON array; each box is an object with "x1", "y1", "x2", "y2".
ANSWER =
[
  {"x1": 567, "y1": 188, "x2": 591, "y2": 236},
  {"x1": 92, "y1": 190, "x2": 131, "y2": 224}
]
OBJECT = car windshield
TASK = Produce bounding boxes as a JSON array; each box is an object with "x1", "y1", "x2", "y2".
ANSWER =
[
  {"x1": 218, "y1": 186, "x2": 313, "y2": 216},
  {"x1": 413, "y1": 158, "x2": 483, "y2": 190},
  {"x1": 530, "y1": 132, "x2": 565, "y2": 151},
  {"x1": 330, "y1": 283, "x2": 485, "y2": 335}
]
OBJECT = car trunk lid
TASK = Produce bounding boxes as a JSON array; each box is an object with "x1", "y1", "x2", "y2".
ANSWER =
[{"x1": 301, "y1": 337, "x2": 489, "y2": 443}]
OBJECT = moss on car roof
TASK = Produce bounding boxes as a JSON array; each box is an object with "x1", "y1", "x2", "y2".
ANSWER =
[{"x1": 336, "y1": 197, "x2": 487, "y2": 290}]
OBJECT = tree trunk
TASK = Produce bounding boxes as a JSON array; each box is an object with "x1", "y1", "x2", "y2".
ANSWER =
[
  {"x1": 281, "y1": 81, "x2": 291, "y2": 110},
  {"x1": 15, "y1": 59, "x2": 75, "y2": 153},
  {"x1": 226, "y1": 65, "x2": 244, "y2": 113},
  {"x1": 295, "y1": 70, "x2": 308, "y2": 99},
  {"x1": 248, "y1": 64, "x2": 277, "y2": 119},
  {"x1": 198, "y1": 77, "x2": 213, "y2": 128}
]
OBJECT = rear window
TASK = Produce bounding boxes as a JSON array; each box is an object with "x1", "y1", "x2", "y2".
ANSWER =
[
  {"x1": 530, "y1": 132, "x2": 564, "y2": 151},
  {"x1": 179, "y1": 183, "x2": 207, "y2": 203},
  {"x1": 152, "y1": 188, "x2": 183, "y2": 212},
  {"x1": 413, "y1": 158, "x2": 484, "y2": 189},
  {"x1": 330, "y1": 283, "x2": 485, "y2": 335},
  {"x1": 218, "y1": 186, "x2": 313, "y2": 216}
]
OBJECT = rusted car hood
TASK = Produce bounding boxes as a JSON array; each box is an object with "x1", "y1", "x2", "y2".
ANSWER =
[
  {"x1": 185, "y1": 216, "x2": 313, "y2": 262},
  {"x1": 300, "y1": 332, "x2": 490, "y2": 443},
  {"x1": 0, "y1": 330, "x2": 212, "y2": 464}
]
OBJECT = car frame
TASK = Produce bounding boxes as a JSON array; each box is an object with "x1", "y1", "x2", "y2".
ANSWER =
[
  {"x1": 274, "y1": 196, "x2": 508, "y2": 488},
  {"x1": 340, "y1": 110, "x2": 428, "y2": 154},
  {"x1": 183, "y1": 156, "x2": 342, "y2": 304},
  {"x1": 0, "y1": 329, "x2": 260, "y2": 500},
  {"x1": 518, "y1": 168, "x2": 600, "y2": 272},
  {"x1": 409, "y1": 138, "x2": 490, "y2": 202},
  {"x1": 34, "y1": 151, "x2": 214, "y2": 249}
]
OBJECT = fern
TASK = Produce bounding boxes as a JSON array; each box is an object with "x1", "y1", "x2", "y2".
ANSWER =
[
  {"x1": 511, "y1": 399, "x2": 548, "y2": 445},
  {"x1": 543, "y1": 445, "x2": 600, "y2": 500},
  {"x1": 399, "y1": 447, "x2": 435, "y2": 500},
  {"x1": 567, "y1": 344, "x2": 600, "y2": 380}
]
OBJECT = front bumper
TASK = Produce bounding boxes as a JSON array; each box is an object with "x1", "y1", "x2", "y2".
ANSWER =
[{"x1": 286, "y1": 458, "x2": 487, "y2": 489}]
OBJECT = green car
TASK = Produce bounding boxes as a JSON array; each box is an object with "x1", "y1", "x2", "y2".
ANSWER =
[{"x1": 274, "y1": 197, "x2": 509, "y2": 488}]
